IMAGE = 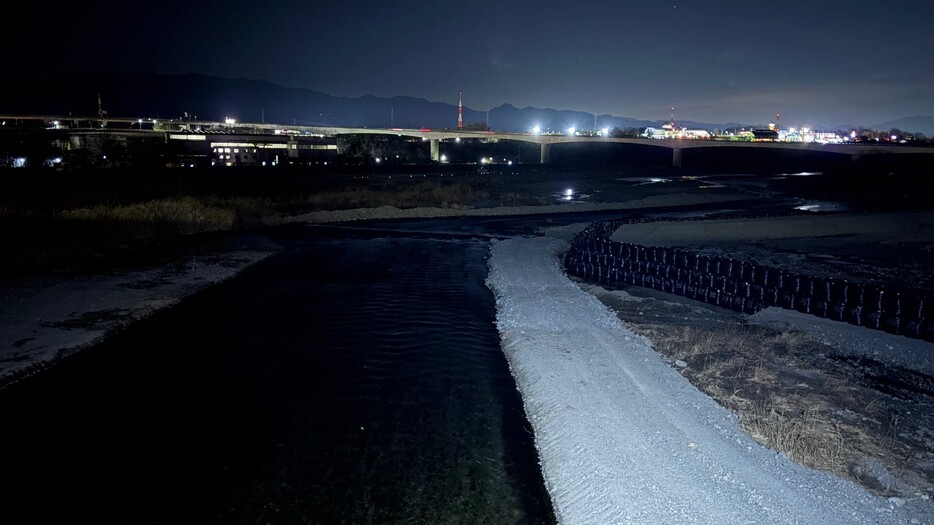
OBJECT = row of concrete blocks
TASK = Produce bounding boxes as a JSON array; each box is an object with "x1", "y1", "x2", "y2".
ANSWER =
[
  {"x1": 573, "y1": 248, "x2": 927, "y2": 315},
  {"x1": 565, "y1": 245, "x2": 934, "y2": 342}
]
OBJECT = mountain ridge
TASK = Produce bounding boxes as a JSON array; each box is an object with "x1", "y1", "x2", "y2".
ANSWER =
[{"x1": 2, "y1": 72, "x2": 922, "y2": 134}]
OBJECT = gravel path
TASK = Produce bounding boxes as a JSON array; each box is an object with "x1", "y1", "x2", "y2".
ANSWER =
[{"x1": 487, "y1": 236, "x2": 931, "y2": 524}]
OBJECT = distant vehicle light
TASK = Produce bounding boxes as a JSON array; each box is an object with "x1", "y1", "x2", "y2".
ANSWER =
[{"x1": 419, "y1": 128, "x2": 432, "y2": 132}]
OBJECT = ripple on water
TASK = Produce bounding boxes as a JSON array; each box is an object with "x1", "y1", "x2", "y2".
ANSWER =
[{"x1": 0, "y1": 236, "x2": 554, "y2": 525}]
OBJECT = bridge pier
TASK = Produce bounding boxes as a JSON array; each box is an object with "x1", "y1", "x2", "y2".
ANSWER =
[
  {"x1": 540, "y1": 143, "x2": 551, "y2": 164},
  {"x1": 672, "y1": 147, "x2": 683, "y2": 168},
  {"x1": 430, "y1": 138, "x2": 440, "y2": 162}
]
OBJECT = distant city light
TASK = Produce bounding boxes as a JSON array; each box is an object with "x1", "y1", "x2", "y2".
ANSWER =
[
  {"x1": 532, "y1": 125, "x2": 541, "y2": 134},
  {"x1": 225, "y1": 117, "x2": 236, "y2": 125},
  {"x1": 455, "y1": 137, "x2": 461, "y2": 142},
  {"x1": 851, "y1": 131, "x2": 857, "y2": 138},
  {"x1": 602, "y1": 127, "x2": 609, "y2": 137},
  {"x1": 802, "y1": 127, "x2": 810, "y2": 134},
  {"x1": 375, "y1": 157, "x2": 381, "y2": 163},
  {"x1": 789, "y1": 127, "x2": 796, "y2": 134},
  {"x1": 567, "y1": 127, "x2": 576, "y2": 135},
  {"x1": 507, "y1": 160, "x2": 513, "y2": 165},
  {"x1": 440, "y1": 154, "x2": 448, "y2": 162},
  {"x1": 891, "y1": 135, "x2": 898, "y2": 141},
  {"x1": 564, "y1": 188, "x2": 573, "y2": 196}
]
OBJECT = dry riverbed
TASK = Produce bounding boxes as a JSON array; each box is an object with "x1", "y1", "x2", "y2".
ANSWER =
[{"x1": 588, "y1": 211, "x2": 934, "y2": 503}]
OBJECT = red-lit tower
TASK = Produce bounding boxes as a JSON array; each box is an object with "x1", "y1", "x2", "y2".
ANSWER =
[{"x1": 458, "y1": 91, "x2": 464, "y2": 129}]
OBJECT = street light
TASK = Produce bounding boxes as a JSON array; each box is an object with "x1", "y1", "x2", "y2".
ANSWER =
[
  {"x1": 567, "y1": 127, "x2": 576, "y2": 135},
  {"x1": 602, "y1": 127, "x2": 610, "y2": 137},
  {"x1": 138, "y1": 118, "x2": 143, "y2": 130}
]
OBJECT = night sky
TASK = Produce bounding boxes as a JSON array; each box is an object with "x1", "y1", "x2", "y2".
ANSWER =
[{"x1": 6, "y1": 0, "x2": 932, "y2": 127}]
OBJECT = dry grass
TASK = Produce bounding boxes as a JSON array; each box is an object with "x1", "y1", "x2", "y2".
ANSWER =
[
  {"x1": 1, "y1": 180, "x2": 502, "y2": 274},
  {"x1": 304, "y1": 182, "x2": 489, "y2": 211},
  {"x1": 646, "y1": 322, "x2": 932, "y2": 497},
  {"x1": 59, "y1": 196, "x2": 239, "y2": 233}
]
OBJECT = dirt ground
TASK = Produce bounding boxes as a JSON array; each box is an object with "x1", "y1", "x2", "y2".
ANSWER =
[
  {"x1": 593, "y1": 210, "x2": 934, "y2": 501},
  {"x1": 583, "y1": 282, "x2": 934, "y2": 502}
]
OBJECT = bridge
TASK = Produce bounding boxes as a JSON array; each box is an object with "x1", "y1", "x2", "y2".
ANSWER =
[{"x1": 3, "y1": 114, "x2": 932, "y2": 167}]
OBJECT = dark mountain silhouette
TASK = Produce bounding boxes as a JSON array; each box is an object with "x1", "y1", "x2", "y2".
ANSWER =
[
  {"x1": 871, "y1": 116, "x2": 934, "y2": 136},
  {"x1": 0, "y1": 72, "x2": 486, "y2": 129},
  {"x1": 1, "y1": 72, "x2": 741, "y2": 131},
  {"x1": 488, "y1": 103, "x2": 742, "y2": 132}
]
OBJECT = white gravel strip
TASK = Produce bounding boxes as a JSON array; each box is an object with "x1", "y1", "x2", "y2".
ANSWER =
[
  {"x1": 486, "y1": 236, "x2": 931, "y2": 524},
  {"x1": 284, "y1": 193, "x2": 751, "y2": 224},
  {"x1": 0, "y1": 245, "x2": 279, "y2": 387},
  {"x1": 750, "y1": 307, "x2": 934, "y2": 376}
]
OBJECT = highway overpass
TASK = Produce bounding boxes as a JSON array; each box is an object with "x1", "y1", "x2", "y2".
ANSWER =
[{"x1": 3, "y1": 114, "x2": 932, "y2": 166}]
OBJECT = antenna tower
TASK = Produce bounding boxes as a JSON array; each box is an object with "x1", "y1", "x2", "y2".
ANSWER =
[
  {"x1": 669, "y1": 106, "x2": 675, "y2": 129},
  {"x1": 457, "y1": 91, "x2": 464, "y2": 129}
]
